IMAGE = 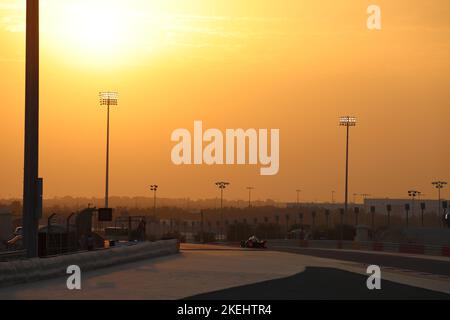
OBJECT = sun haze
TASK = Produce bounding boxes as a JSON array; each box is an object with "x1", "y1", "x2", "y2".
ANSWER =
[{"x1": 0, "y1": 0, "x2": 449, "y2": 202}]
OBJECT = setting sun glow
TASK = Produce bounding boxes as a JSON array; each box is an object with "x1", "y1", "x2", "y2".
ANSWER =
[
  {"x1": 43, "y1": 0, "x2": 165, "y2": 66},
  {"x1": 0, "y1": 0, "x2": 449, "y2": 200}
]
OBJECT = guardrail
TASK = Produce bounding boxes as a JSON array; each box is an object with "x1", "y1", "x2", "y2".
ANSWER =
[
  {"x1": 0, "y1": 239, "x2": 179, "y2": 287},
  {"x1": 267, "y1": 239, "x2": 450, "y2": 258},
  {"x1": 0, "y1": 250, "x2": 26, "y2": 262}
]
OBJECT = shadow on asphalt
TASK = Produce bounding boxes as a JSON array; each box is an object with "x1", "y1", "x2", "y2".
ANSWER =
[
  {"x1": 272, "y1": 248, "x2": 450, "y2": 276},
  {"x1": 185, "y1": 267, "x2": 450, "y2": 300}
]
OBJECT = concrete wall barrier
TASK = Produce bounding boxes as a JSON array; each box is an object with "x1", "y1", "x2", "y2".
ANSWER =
[
  {"x1": 442, "y1": 246, "x2": 450, "y2": 257},
  {"x1": 399, "y1": 243, "x2": 425, "y2": 255},
  {"x1": 0, "y1": 240, "x2": 179, "y2": 287},
  {"x1": 299, "y1": 240, "x2": 309, "y2": 248},
  {"x1": 267, "y1": 239, "x2": 450, "y2": 258}
]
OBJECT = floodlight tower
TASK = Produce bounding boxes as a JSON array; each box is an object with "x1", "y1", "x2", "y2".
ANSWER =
[
  {"x1": 216, "y1": 181, "x2": 230, "y2": 239},
  {"x1": 432, "y1": 181, "x2": 447, "y2": 221},
  {"x1": 339, "y1": 116, "x2": 357, "y2": 220},
  {"x1": 408, "y1": 190, "x2": 421, "y2": 218},
  {"x1": 150, "y1": 185, "x2": 158, "y2": 215},
  {"x1": 99, "y1": 92, "x2": 118, "y2": 208}
]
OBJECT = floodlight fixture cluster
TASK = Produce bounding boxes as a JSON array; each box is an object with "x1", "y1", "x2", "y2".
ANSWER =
[
  {"x1": 99, "y1": 92, "x2": 119, "y2": 106},
  {"x1": 339, "y1": 116, "x2": 357, "y2": 127}
]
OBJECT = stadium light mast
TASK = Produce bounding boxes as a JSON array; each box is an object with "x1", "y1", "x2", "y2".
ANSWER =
[
  {"x1": 339, "y1": 116, "x2": 357, "y2": 221},
  {"x1": 432, "y1": 181, "x2": 447, "y2": 222},
  {"x1": 150, "y1": 185, "x2": 158, "y2": 215},
  {"x1": 216, "y1": 181, "x2": 230, "y2": 239},
  {"x1": 408, "y1": 190, "x2": 421, "y2": 218},
  {"x1": 23, "y1": 0, "x2": 40, "y2": 258},
  {"x1": 99, "y1": 92, "x2": 118, "y2": 208}
]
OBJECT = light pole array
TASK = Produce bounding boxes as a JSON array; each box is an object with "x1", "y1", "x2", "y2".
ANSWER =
[
  {"x1": 150, "y1": 185, "x2": 158, "y2": 216},
  {"x1": 216, "y1": 181, "x2": 230, "y2": 239},
  {"x1": 339, "y1": 116, "x2": 357, "y2": 221},
  {"x1": 432, "y1": 181, "x2": 447, "y2": 223},
  {"x1": 99, "y1": 91, "x2": 118, "y2": 208}
]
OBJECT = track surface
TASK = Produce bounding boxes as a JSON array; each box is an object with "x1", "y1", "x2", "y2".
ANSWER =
[
  {"x1": 0, "y1": 243, "x2": 448, "y2": 300},
  {"x1": 270, "y1": 246, "x2": 450, "y2": 276}
]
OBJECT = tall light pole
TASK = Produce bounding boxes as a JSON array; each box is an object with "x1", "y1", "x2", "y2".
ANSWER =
[
  {"x1": 23, "y1": 0, "x2": 41, "y2": 258},
  {"x1": 216, "y1": 181, "x2": 230, "y2": 240},
  {"x1": 296, "y1": 189, "x2": 301, "y2": 207},
  {"x1": 247, "y1": 187, "x2": 254, "y2": 208},
  {"x1": 360, "y1": 193, "x2": 371, "y2": 221},
  {"x1": 99, "y1": 92, "x2": 118, "y2": 208},
  {"x1": 339, "y1": 116, "x2": 357, "y2": 221},
  {"x1": 432, "y1": 181, "x2": 447, "y2": 223},
  {"x1": 408, "y1": 190, "x2": 420, "y2": 220},
  {"x1": 150, "y1": 185, "x2": 158, "y2": 216}
]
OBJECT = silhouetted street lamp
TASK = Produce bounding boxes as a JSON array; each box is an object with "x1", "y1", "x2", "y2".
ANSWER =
[
  {"x1": 100, "y1": 91, "x2": 118, "y2": 208},
  {"x1": 370, "y1": 206, "x2": 376, "y2": 230},
  {"x1": 311, "y1": 211, "x2": 316, "y2": 231},
  {"x1": 408, "y1": 190, "x2": 421, "y2": 219},
  {"x1": 216, "y1": 181, "x2": 230, "y2": 239},
  {"x1": 247, "y1": 187, "x2": 254, "y2": 208},
  {"x1": 296, "y1": 189, "x2": 301, "y2": 207},
  {"x1": 405, "y1": 203, "x2": 410, "y2": 227},
  {"x1": 420, "y1": 202, "x2": 426, "y2": 227},
  {"x1": 432, "y1": 181, "x2": 447, "y2": 223},
  {"x1": 354, "y1": 207, "x2": 360, "y2": 226},
  {"x1": 285, "y1": 213, "x2": 290, "y2": 234},
  {"x1": 275, "y1": 214, "x2": 280, "y2": 237},
  {"x1": 386, "y1": 204, "x2": 392, "y2": 227},
  {"x1": 150, "y1": 185, "x2": 158, "y2": 215},
  {"x1": 339, "y1": 116, "x2": 357, "y2": 220}
]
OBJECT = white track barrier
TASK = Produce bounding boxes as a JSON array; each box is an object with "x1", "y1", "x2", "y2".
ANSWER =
[{"x1": 0, "y1": 240, "x2": 179, "y2": 287}]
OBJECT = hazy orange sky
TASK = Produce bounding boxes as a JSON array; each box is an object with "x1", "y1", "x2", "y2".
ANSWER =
[{"x1": 0, "y1": 0, "x2": 449, "y2": 203}]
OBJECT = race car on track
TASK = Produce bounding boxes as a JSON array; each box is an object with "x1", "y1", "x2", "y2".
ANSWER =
[{"x1": 240, "y1": 236, "x2": 267, "y2": 249}]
